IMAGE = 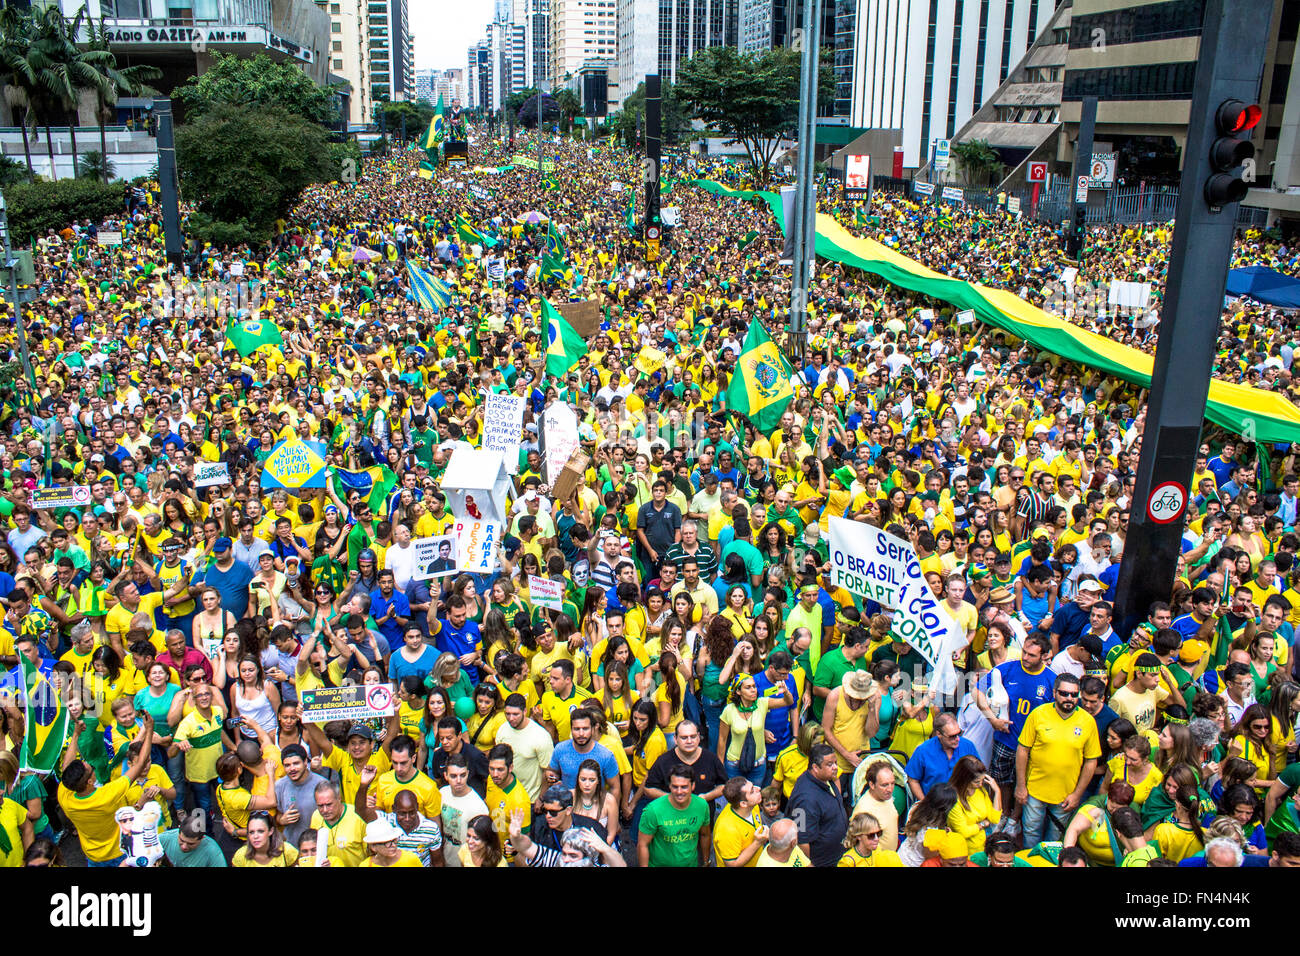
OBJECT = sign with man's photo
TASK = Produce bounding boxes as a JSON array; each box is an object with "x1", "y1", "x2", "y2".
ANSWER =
[{"x1": 412, "y1": 533, "x2": 459, "y2": 579}]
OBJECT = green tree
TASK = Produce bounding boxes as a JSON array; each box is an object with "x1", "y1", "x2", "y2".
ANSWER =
[
  {"x1": 504, "y1": 87, "x2": 540, "y2": 116},
  {"x1": 552, "y1": 87, "x2": 580, "y2": 134},
  {"x1": 4, "y1": 176, "x2": 121, "y2": 241},
  {"x1": 174, "y1": 52, "x2": 337, "y2": 125},
  {"x1": 175, "y1": 104, "x2": 334, "y2": 241},
  {"x1": 76, "y1": 149, "x2": 113, "y2": 181},
  {"x1": 0, "y1": 6, "x2": 37, "y2": 180},
  {"x1": 373, "y1": 99, "x2": 433, "y2": 141},
  {"x1": 618, "y1": 81, "x2": 694, "y2": 145},
  {"x1": 675, "y1": 46, "x2": 832, "y2": 184},
  {"x1": 84, "y1": 16, "x2": 161, "y2": 182},
  {"x1": 951, "y1": 139, "x2": 1002, "y2": 185}
]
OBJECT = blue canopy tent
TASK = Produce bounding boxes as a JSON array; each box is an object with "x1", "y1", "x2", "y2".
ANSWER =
[{"x1": 1225, "y1": 266, "x2": 1300, "y2": 309}]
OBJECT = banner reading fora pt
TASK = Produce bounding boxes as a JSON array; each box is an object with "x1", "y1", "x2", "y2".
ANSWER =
[{"x1": 828, "y1": 517, "x2": 965, "y2": 693}]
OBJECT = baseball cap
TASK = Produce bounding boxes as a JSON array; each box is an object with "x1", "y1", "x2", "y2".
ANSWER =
[
  {"x1": 346, "y1": 723, "x2": 375, "y2": 741},
  {"x1": 212, "y1": 537, "x2": 232, "y2": 553},
  {"x1": 90, "y1": 453, "x2": 105, "y2": 463},
  {"x1": 1078, "y1": 579, "x2": 1106, "y2": 593}
]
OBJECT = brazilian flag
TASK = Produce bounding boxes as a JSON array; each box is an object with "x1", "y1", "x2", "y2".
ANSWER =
[
  {"x1": 543, "y1": 298, "x2": 585, "y2": 377},
  {"x1": 18, "y1": 655, "x2": 68, "y2": 773},
  {"x1": 224, "y1": 317, "x2": 284, "y2": 357},
  {"x1": 726, "y1": 319, "x2": 794, "y2": 433}
]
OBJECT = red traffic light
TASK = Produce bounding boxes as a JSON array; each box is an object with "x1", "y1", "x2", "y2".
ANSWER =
[{"x1": 1215, "y1": 99, "x2": 1262, "y2": 134}]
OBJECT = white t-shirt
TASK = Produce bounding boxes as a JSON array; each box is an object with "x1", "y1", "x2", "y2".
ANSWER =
[
  {"x1": 439, "y1": 786, "x2": 489, "y2": 869},
  {"x1": 384, "y1": 542, "x2": 419, "y2": 592}
]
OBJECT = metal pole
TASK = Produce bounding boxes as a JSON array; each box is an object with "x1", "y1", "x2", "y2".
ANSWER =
[
  {"x1": 788, "y1": 0, "x2": 821, "y2": 367},
  {"x1": 1065, "y1": 96, "x2": 1097, "y2": 259},
  {"x1": 1111, "y1": 0, "x2": 1271, "y2": 638},
  {"x1": 645, "y1": 74, "x2": 662, "y2": 240},
  {"x1": 153, "y1": 98, "x2": 184, "y2": 271},
  {"x1": 0, "y1": 191, "x2": 33, "y2": 387}
]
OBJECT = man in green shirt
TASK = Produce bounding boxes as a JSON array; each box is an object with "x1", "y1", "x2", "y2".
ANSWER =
[
  {"x1": 784, "y1": 584, "x2": 826, "y2": 675},
  {"x1": 637, "y1": 767, "x2": 712, "y2": 867},
  {"x1": 811, "y1": 627, "x2": 870, "y2": 721},
  {"x1": 346, "y1": 501, "x2": 376, "y2": 572},
  {"x1": 159, "y1": 813, "x2": 228, "y2": 867}
]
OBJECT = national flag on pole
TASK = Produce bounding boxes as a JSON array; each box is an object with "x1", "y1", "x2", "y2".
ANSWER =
[
  {"x1": 407, "y1": 262, "x2": 452, "y2": 310},
  {"x1": 540, "y1": 250, "x2": 568, "y2": 283},
  {"x1": 737, "y1": 230, "x2": 759, "y2": 251},
  {"x1": 224, "y1": 317, "x2": 284, "y2": 357},
  {"x1": 456, "y1": 216, "x2": 485, "y2": 247},
  {"x1": 727, "y1": 319, "x2": 794, "y2": 433},
  {"x1": 18, "y1": 655, "x2": 68, "y2": 774},
  {"x1": 417, "y1": 160, "x2": 435, "y2": 179},
  {"x1": 624, "y1": 195, "x2": 637, "y2": 234},
  {"x1": 420, "y1": 94, "x2": 446, "y2": 152},
  {"x1": 543, "y1": 298, "x2": 585, "y2": 377},
  {"x1": 545, "y1": 221, "x2": 566, "y2": 257}
]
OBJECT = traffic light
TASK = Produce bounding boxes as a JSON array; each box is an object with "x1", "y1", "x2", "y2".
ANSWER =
[{"x1": 1205, "y1": 98, "x2": 1261, "y2": 209}]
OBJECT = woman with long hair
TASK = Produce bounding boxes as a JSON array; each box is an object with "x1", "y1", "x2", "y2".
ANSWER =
[
  {"x1": 450, "y1": 575, "x2": 485, "y2": 625},
  {"x1": 947, "y1": 755, "x2": 1002, "y2": 853},
  {"x1": 479, "y1": 608, "x2": 516, "y2": 676},
  {"x1": 275, "y1": 700, "x2": 307, "y2": 754},
  {"x1": 233, "y1": 811, "x2": 298, "y2": 866},
  {"x1": 600, "y1": 660, "x2": 638, "y2": 739},
  {"x1": 460, "y1": 814, "x2": 506, "y2": 867},
  {"x1": 898, "y1": 782, "x2": 960, "y2": 867},
  {"x1": 579, "y1": 587, "x2": 609, "y2": 648},
  {"x1": 1246, "y1": 633, "x2": 1278, "y2": 701},
  {"x1": 1147, "y1": 785, "x2": 1206, "y2": 863},
  {"x1": 593, "y1": 635, "x2": 643, "y2": 694},
  {"x1": 623, "y1": 699, "x2": 667, "y2": 828},
  {"x1": 1227, "y1": 703, "x2": 1276, "y2": 791},
  {"x1": 695, "y1": 615, "x2": 735, "y2": 749},
  {"x1": 652, "y1": 650, "x2": 687, "y2": 745},
  {"x1": 573, "y1": 758, "x2": 620, "y2": 842},
  {"x1": 430, "y1": 651, "x2": 474, "y2": 704},
  {"x1": 1265, "y1": 679, "x2": 1300, "y2": 774},
  {"x1": 230, "y1": 654, "x2": 280, "y2": 738},
  {"x1": 1155, "y1": 723, "x2": 1201, "y2": 776}
]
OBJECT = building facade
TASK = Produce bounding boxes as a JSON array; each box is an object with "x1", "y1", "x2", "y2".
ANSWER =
[
  {"x1": 615, "y1": 0, "x2": 736, "y2": 107},
  {"x1": 549, "y1": 0, "x2": 617, "y2": 87}
]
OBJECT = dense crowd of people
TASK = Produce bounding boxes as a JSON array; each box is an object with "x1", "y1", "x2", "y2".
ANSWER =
[{"x1": 0, "y1": 123, "x2": 1297, "y2": 870}]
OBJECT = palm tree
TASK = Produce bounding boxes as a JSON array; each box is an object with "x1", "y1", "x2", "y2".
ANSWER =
[
  {"x1": 552, "y1": 87, "x2": 581, "y2": 135},
  {"x1": 77, "y1": 149, "x2": 114, "y2": 181},
  {"x1": 0, "y1": 7, "x2": 37, "y2": 179},
  {"x1": 84, "y1": 16, "x2": 161, "y2": 183},
  {"x1": 951, "y1": 139, "x2": 1003, "y2": 186},
  {"x1": 26, "y1": 4, "x2": 113, "y2": 181}
]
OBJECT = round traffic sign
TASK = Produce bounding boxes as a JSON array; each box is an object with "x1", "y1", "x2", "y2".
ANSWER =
[
  {"x1": 646, "y1": 225, "x2": 661, "y2": 240},
  {"x1": 1146, "y1": 481, "x2": 1187, "y2": 524}
]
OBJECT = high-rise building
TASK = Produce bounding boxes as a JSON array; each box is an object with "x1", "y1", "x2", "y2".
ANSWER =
[
  {"x1": 414, "y1": 69, "x2": 436, "y2": 102},
  {"x1": 616, "y1": 0, "x2": 737, "y2": 107},
  {"x1": 837, "y1": 0, "x2": 1058, "y2": 168},
  {"x1": 550, "y1": 0, "x2": 617, "y2": 87},
  {"x1": 318, "y1": 0, "x2": 371, "y2": 125},
  {"x1": 365, "y1": 0, "x2": 414, "y2": 102}
]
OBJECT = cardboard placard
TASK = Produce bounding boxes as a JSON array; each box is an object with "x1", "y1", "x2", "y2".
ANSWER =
[
  {"x1": 483, "y1": 393, "x2": 525, "y2": 474},
  {"x1": 559, "y1": 299, "x2": 602, "y2": 338},
  {"x1": 551, "y1": 450, "x2": 590, "y2": 503}
]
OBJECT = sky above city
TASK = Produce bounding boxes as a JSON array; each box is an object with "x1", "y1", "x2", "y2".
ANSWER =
[{"x1": 411, "y1": 0, "x2": 496, "y2": 72}]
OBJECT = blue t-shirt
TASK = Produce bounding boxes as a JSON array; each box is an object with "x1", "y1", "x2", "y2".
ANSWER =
[
  {"x1": 388, "y1": 644, "x2": 439, "y2": 684},
  {"x1": 548, "y1": 740, "x2": 620, "y2": 789},
  {"x1": 194, "y1": 560, "x2": 255, "y2": 620},
  {"x1": 753, "y1": 670, "x2": 797, "y2": 751},
  {"x1": 369, "y1": 587, "x2": 411, "y2": 648},
  {"x1": 1020, "y1": 591, "x2": 1051, "y2": 631},
  {"x1": 435, "y1": 617, "x2": 483, "y2": 683},
  {"x1": 1098, "y1": 563, "x2": 1121, "y2": 601},
  {"x1": 1171, "y1": 613, "x2": 1209, "y2": 642},
  {"x1": 993, "y1": 660, "x2": 1057, "y2": 749}
]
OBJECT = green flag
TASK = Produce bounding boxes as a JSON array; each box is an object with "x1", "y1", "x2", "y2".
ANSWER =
[
  {"x1": 543, "y1": 298, "x2": 584, "y2": 377},
  {"x1": 224, "y1": 317, "x2": 283, "y2": 357},
  {"x1": 737, "y1": 230, "x2": 759, "y2": 251},
  {"x1": 18, "y1": 653, "x2": 69, "y2": 774},
  {"x1": 727, "y1": 320, "x2": 794, "y2": 433},
  {"x1": 545, "y1": 221, "x2": 566, "y2": 258}
]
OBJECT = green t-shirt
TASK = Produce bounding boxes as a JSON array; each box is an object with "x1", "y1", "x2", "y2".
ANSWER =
[
  {"x1": 639, "y1": 793, "x2": 710, "y2": 867},
  {"x1": 971, "y1": 850, "x2": 1033, "y2": 867},
  {"x1": 1120, "y1": 844, "x2": 1162, "y2": 867},
  {"x1": 810, "y1": 646, "x2": 869, "y2": 721}
]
